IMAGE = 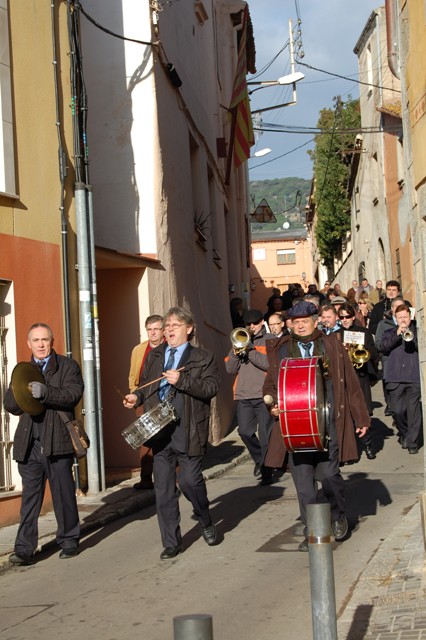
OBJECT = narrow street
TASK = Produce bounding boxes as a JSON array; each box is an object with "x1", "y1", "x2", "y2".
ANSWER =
[{"x1": 0, "y1": 398, "x2": 423, "y2": 640}]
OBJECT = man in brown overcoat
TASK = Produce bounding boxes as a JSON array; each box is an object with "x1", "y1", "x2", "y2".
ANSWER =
[{"x1": 263, "y1": 301, "x2": 370, "y2": 551}]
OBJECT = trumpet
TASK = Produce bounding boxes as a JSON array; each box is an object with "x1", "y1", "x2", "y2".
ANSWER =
[
  {"x1": 401, "y1": 328, "x2": 414, "y2": 342},
  {"x1": 346, "y1": 344, "x2": 370, "y2": 369},
  {"x1": 230, "y1": 327, "x2": 251, "y2": 356}
]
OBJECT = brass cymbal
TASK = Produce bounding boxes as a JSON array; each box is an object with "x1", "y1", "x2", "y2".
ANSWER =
[{"x1": 11, "y1": 362, "x2": 45, "y2": 416}]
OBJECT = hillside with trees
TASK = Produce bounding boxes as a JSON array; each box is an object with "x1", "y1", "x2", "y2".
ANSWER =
[{"x1": 249, "y1": 176, "x2": 311, "y2": 231}]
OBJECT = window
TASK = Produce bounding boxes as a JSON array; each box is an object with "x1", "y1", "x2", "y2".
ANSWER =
[
  {"x1": 253, "y1": 248, "x2": 266, "y2": 261},
  {"x1": 0, "y1": 2, "x2": 16, "y2": 196},
  {"x1": 277, "y1": 249, "x2": 296, "y2": 265}
]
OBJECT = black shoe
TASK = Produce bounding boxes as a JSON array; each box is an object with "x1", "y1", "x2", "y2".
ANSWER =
[
  {"x1": 408, "y1": 446, "x2": 419, "y2": 454},
  {"x1": 384, "y1": 406, "x2": 393, "y2": 416},
  {"x1": 260, "y1": 475, "x2": 274, "y2": 485},
  {"x1": 365, "y1": 445, "x2": 376, "y2": 460},
  {"x1": 133, "y1": 480, "x2": 154, "y2": 490},
  {"x1": 201, "y1": 522, "x2": 217, "y2": 546},
  {"x1": 332, "y1": 516, "x2": 348, "y2": 541},
  {"x1": 298, "y1": 539, "x2": 309, "y2": 552},
  {"x1": 400, "y1": 437, "x2": 408, "y2": 449},
  {"x1": 160, "y1": 546, "x2": 182, "y2": 560},
  {"x1": 253, "y1": 463, "x2": 262, "y2": 478},
  {"x1": 9, "y1": 552, "x2": 35, "y2": 566},
  {"x1": 59, "y1": 546, "x2": 79, "y2": 559}
]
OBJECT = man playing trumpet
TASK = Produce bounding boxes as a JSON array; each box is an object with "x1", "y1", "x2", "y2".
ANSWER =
[
  {"x1": 379, "y1": 304, "x2": 422, "y2": 454},
  {"x1": 225, "y1": 309, "x2": 274, "y2": 484}
]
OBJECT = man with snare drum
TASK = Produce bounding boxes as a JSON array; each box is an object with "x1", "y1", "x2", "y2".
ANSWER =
[
  {"x1": 123, "y1": 307, "x2": 220, "y2": 560},
  {"x1": 262, "y1": 301, "x2": 370, "y2": 551}
]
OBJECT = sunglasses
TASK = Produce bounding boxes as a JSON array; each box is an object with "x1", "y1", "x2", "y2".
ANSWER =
[{"x1": 338, "y1": 315, "x2": 353, "y2": 319}]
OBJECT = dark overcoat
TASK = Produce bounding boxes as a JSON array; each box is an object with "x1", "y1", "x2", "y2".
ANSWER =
[
  {"x1": 263, "y1": 332, "x2": 370, "y2": 466},
  {"x1": 4, "y1": 350, "x2": 84, "y2": 461},
  {"x1": 134, "y1": 342, "x2": 220, "y2": 456}
]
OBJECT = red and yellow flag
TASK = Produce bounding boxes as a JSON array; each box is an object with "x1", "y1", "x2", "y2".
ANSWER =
[{"x1": 229, "y1": 6, "x2": 254, "y2": 168}]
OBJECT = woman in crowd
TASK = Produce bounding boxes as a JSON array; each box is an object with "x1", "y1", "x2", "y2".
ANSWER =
[{"x1": 357, "y1": 292, "x2": 374, "y2": 328}]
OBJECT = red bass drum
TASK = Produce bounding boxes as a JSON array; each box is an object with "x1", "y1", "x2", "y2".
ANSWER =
[{"x1": 277, "y1": 356, "x2": 328, "y2": 452}]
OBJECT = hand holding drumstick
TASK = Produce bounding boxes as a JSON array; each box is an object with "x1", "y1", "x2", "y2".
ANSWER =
[{"x1": 122, "y1": 366, "x2": 185, "y2": 409}]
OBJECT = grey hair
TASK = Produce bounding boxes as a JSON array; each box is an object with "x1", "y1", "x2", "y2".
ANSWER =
[{"x1": 28, "y1": 323, "x2": 53, "y2": 341}]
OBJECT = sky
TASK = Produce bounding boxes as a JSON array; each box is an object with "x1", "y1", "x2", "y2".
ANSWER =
[{"x1": 247, "y1": 0, "x2": 378, "y2": 182}]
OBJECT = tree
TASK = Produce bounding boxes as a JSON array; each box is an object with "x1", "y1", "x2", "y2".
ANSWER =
[{"x1": 309, "y1": 96, "x2": 361, "y2": 267}]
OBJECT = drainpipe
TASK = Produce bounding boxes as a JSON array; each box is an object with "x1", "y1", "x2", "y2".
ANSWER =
[
  {"x1": 75, "y1": 183, "x2": 101, "y2": 492},
  {"x1": 385, "y1": 0, "x2": 400, "y2": 79},
  {"x1": 86, "y1": 185, "x2": 105, "y2": 490}
]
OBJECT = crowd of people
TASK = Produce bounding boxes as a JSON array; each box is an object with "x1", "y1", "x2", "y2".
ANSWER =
[
  {"x1": 228, "y1": 277, "x2": 421, "y2": 551},
  {"x1": 3, "y1": 279, "x2": 420, "y2": 564}
]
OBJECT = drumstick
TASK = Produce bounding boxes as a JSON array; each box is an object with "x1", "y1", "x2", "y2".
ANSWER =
[
  {"x1": 136, "y1": 366, "x2": 185, "y2": 391},
  {"x1": 114, "y1": 386, "x2": 126, "y2": 399}
]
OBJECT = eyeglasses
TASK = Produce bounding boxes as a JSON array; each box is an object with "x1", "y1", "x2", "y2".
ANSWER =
[
  {"x1": 338, "y1": 315, "x2": 353, "y2": 319},
  {"x1": 164, "y1": 323, "x2": 185, "y2": 331},
  {"x1": 358, "y1": 301, "x2": 367, "y2": 305}
]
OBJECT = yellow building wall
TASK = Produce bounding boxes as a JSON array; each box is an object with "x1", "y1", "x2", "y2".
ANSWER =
[{"x1": 405, "y1": 1, "x2": 426, "y2": 190}]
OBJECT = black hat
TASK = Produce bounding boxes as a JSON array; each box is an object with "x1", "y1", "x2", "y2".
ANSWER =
[
  {"x1": 287, "y1": 301, "x2": 317, "y2": 318},
  {"x1": 243, "y1": 309, "x2": 264, "y2": 324}
]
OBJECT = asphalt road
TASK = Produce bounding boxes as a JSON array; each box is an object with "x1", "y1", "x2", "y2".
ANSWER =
[{"x1": 0, "y1": 406, "x2": 423, "y2": 640}]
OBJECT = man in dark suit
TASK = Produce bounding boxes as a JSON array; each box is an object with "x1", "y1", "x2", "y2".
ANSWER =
[
  {"x1": 4, "y1": 323, "x2": 84, "y2": 565},
  {"x1": 123, "y1": 307, "x2": 220, "y2": 559}
]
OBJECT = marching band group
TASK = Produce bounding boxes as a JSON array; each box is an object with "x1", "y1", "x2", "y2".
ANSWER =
[{"x1": 3, "y1": 278, "x2": 421, "y2": 563}]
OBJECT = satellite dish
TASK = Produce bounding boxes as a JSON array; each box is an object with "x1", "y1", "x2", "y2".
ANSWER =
[{"x1": 283, "y1": 222, "x2": 290, "y2": 229}]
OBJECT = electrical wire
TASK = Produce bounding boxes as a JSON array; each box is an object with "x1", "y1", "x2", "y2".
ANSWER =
[
  {"x1": 79, "y1": 2, "x2": 156, "y2": 47},
  {"x1": 249, "y1": 138, "x2": 314, "y2": 168},
  {"x1": 249, "y1": 40, "x2": 290, "y2": 80},
  {"x1": 297, "y1": 60, "x2": 401, "y2": 93}
]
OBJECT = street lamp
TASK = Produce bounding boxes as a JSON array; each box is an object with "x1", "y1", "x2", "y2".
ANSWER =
[
  {"x1": 248, "y1": 71, "x2": 305, "y2": 92},
  {"x1": 250, "y1": 148, "x2": 272, "y2": 158},
  {"x1": 249, "y1": 18, "x2": 304, "y2": 114}
]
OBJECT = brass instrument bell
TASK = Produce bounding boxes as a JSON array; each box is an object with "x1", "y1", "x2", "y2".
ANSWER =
[
  {"x1": 347, "y1": 344, "x2": 370, "y2": 369},
  {"x1": 230, "y1": 327, "x2": 251, "y2": 355},
  {"x1": 401, "y1": 328, "x2": 414, "y2": 342}
]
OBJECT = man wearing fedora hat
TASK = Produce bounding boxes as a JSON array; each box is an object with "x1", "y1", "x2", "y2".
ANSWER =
[
  {"x1": 225, "y1": 309, "x2": 274, "y2": 484},
  {"x1": 263, "y1": 301, "x2": 370, "y2": 550}
]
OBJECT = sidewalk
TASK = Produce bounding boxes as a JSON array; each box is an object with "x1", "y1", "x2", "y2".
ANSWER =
[
  {"x1": 0, "y1": 431, "x2": 251, "y2": 570},
  {"x1": 1, "y1": 431, "x2": 426, "y2": 639}
]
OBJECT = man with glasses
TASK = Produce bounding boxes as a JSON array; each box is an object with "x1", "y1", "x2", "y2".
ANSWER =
[
  {"x1": 225, "y1": 309, "x2": 274, "y2": 484},
  {"x1": 268, "y1": 313, "x2": 286, "y2": 338},
  {"x1": 123, "y1": 307, "x2": 220, "y2": 559}
]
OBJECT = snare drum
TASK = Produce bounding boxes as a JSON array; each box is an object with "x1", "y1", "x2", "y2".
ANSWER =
[
  {"x1": 277, "y1": 356, "x2": 327, "y2": 452},
  {"x1": 122, "y1": 400, "x2": 178, "y2": 449}
]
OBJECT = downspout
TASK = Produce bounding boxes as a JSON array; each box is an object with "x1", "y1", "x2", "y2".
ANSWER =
[
  {"x1": 51, "y1": 1, "x2": 72, "y2": 357},
  {"x1": 385, "y1": 0, "x2": 400, "y2": 79}
]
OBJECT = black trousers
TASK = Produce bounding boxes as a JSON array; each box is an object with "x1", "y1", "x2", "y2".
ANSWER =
[
  {"x1": 153, "y1": 443, "x2": 211, "y2": 548},
  {"x1": 15, "y1": 439, "x2": 80, "y2": 557},
  {"x1": 236, "y1": 398, "x2": 274, "y2": 466},
  {"x1": 289, "y1": 381, "x2": 345, "y2": 534},
  {"x1": 387, "y1": 382, "x2": 423, "y2": 447}
]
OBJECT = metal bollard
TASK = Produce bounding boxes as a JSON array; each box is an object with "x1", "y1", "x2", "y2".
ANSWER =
[
  {"x1": 306, "y1": 503, "x2": 337, "y2": 640},
  {"x1": 173, "y1": 614, "x2": 213, "y2": 640}
]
